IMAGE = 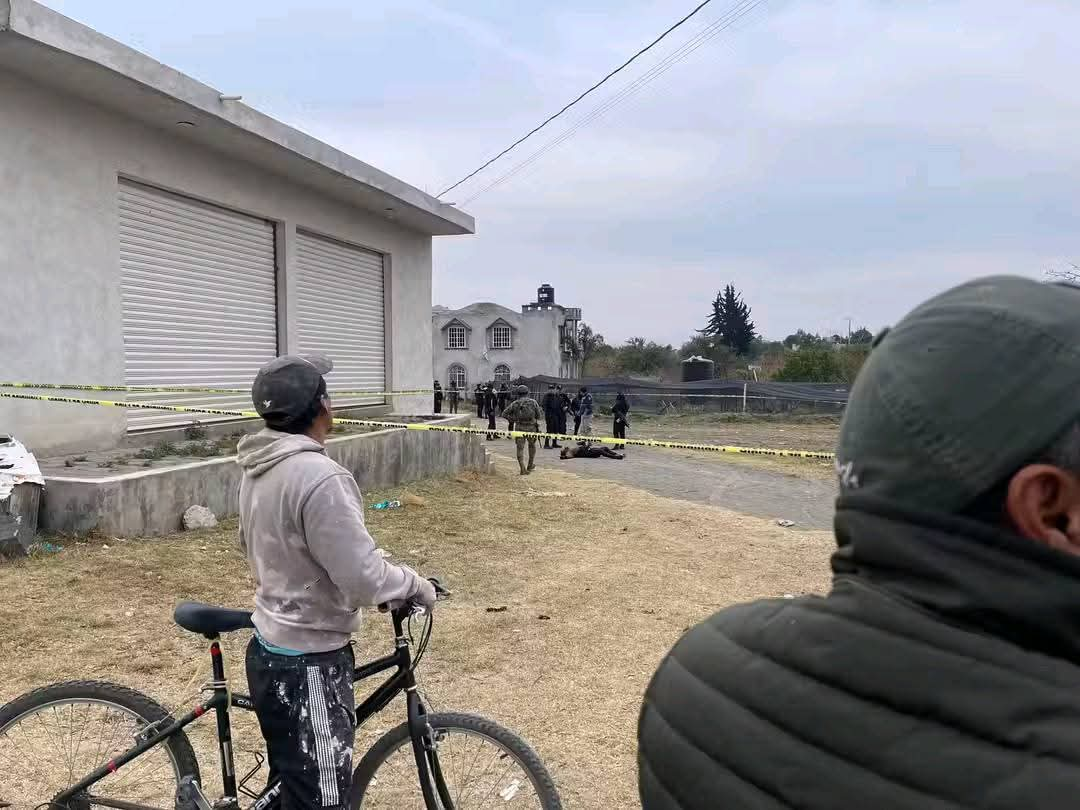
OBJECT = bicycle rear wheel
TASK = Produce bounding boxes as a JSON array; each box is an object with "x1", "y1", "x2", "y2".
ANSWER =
[
  {"x1": 0, "y1": 680, "x2": 200, "y2": 810},
  {"x1": 350, "y1": 712, "x2": 561, "y2": 809}
]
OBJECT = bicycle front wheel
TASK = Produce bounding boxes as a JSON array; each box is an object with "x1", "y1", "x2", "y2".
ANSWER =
[
  {"x1": 0, "y1": 680, "x2": 200, "y2": 810},
  {"x1": 351, "y1": 712, "x2": 561, "y2": 809}
]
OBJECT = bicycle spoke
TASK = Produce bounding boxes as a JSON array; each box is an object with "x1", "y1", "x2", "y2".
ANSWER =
[
  {"x1": 454, "y1": 733, "x2": 478, "y2": 808},
  {"x1": 473, "y1": 755, "x2": 519, "y2": 808},
  {"x1": 97, "y1": 706, "x2": 130, "y2": 766},
  {"x1": 461, "y1": 746, "x2": 510, "y2": 808},
  {"x1": 0, "y1": 727, "x2": 52, "y2": 786},
  {"x1": 0, "y1": 698, "x2": 185, "y2": 810},
  {"x1": 455, "y1": 737, "x2": 500, "y2": 807},
  {"x1": 65, "y1": 702, "x2": 78, "y2": 783},
  {"x1": 360, "y1": 725, "x2": 546, "y2": 809}
]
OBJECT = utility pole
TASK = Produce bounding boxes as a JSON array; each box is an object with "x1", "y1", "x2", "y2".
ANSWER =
[{"x1": 845, "y1": 317, "x2": 853, "y2": 345}]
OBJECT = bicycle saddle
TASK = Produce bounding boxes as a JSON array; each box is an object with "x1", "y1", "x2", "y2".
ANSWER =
[{"x1": 174, "y1": 601, "x2": 254, "y2": 639}]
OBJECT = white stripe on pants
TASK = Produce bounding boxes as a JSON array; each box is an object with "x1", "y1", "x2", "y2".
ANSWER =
[{"x1": 306, "y1": 667, "x2": 340, "y2": 806}]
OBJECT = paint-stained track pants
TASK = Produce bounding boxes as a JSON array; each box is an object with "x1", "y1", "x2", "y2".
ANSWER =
[{"x1": 246, "y1": 637, "x2": 356, "y2": 809}]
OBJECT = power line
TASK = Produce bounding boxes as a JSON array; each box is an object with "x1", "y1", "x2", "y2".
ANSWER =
[
  {"x1": 459, "y1": 0, "x2": 766, "y2": 206},
  {"x1": 462, "y1": 0, "x2": 762, "y2": 205},
  {"x1": 436, "y1": 0, "x2": 718, "y2": 199}
]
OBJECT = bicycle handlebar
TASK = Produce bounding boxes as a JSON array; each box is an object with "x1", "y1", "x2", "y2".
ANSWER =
[
  {"x1": 378, "y1": 577, "x2": 451, "y2": 616},
  {"x1": 429, "y1": 576, "x2": 452, "y2": 598}
]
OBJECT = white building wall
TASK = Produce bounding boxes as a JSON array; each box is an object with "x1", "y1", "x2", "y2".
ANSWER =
[
  {"x1": 0, "y1": 69, "x2": 433, "y2": 454},
  {"x1": 431, "y1": 302, "x2": 569, "y2": 390}
]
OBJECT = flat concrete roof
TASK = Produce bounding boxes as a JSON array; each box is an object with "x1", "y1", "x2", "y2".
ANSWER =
[{"x1": 0, "y1": 0, "x2": 475, "y2": 236}]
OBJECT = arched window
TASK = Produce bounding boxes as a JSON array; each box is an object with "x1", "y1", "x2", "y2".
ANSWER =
[
  {"x1": 493, "y1": 364, "x2": 512, "y2": 384},
  {"x1": 447, "y1": 364, "x2": 467, "y2": 391}
]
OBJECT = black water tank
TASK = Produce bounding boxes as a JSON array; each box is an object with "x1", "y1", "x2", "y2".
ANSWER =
[
  {"x1": 537, "y1": 284, "x2": 555, "y2": 305},
  {"x1": 681, "y1": 356, "x2": 715, "y2": 382}
]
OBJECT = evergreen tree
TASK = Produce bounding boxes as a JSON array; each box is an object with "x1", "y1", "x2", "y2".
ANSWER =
[{"x1": 700, "y1": 283, "x2": 756, "y2": 355}]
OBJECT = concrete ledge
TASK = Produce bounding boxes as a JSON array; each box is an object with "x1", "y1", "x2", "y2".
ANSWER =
[{"x1": 40, "y1": 416, "x2": 487, "y2": 536}]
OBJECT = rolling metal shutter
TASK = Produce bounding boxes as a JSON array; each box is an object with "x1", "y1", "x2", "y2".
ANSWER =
[
  {"x1": 294, "y1": 230, "x2": 386, "y2": 407},
  {"x1": 118, "y1": 180, "x2": 278, "y2": 430}
]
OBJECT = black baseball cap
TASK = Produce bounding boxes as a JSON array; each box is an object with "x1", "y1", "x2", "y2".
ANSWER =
[
  {"x1": 252, "y1": 354, "x2": 333, "y2": 428},
  {"x1": 837, "y1": 276, "x2": 1080, "y2": 512}
]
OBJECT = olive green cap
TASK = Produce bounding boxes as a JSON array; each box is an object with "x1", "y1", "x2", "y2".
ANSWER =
[{"x1": 837, "y1": 276, "x2": 1080, "y2": 512}]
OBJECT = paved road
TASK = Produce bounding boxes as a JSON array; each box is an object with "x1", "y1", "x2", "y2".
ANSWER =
[{"x1": 489, "y1": 440, "x2": 837, "y2": 530}]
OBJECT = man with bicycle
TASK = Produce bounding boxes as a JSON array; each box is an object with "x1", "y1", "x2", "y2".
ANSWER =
[{"x1": 237, "y1": 354, "x2": 436, "y2": 808}]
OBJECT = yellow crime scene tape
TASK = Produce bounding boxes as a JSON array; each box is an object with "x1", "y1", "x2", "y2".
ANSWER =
[
  {"x1": 0, "y1": 391, "x2": 835, "y2": 460},
  {"x1": 0, "y1": 382, "x2": 430, "y2": 396},
  {"x1": 0, "y1": 382, "x2": 844, "y2": 402}
]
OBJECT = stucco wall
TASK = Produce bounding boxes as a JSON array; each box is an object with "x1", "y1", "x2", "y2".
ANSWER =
[
  {"x1": 431, "y1": 303, "x2": 566, "y2": 390},
  {"x1": 1, "y1": 69, "x2": 433, "y2": 454},
  {"x1": 39, "y1": 416, "x2": 489, "y2": 537}
]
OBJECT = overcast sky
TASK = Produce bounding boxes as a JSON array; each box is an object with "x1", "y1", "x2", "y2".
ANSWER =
[{"x1": 45, "y1": 0, "x2": 1080, "y2": 345}]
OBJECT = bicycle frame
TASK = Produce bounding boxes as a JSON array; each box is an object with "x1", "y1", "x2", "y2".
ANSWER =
[{"x1": 53, "y1": 608, "x2": 450, "y2": 810}]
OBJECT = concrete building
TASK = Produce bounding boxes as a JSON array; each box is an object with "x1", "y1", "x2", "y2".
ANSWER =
[
  {"x1": 0, "y1": 0, "x2": 474, "y2": 455},
  {"x1": 432, "y1": 284, "x2": 582, "y2": 392}
]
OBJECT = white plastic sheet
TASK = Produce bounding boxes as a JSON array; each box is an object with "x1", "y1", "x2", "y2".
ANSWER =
[{"x1": 0, "y1": 436, "x2": 44, "y2": 500}]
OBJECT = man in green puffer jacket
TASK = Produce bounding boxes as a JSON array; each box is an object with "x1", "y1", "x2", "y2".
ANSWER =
[{"x1": 639, "y1": 276, "x2": 1080, "y2": 810}]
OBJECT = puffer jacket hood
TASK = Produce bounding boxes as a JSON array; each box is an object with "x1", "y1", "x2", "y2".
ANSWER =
[{"x1": 236, "y1": 428, "x2": 324, "y2": 478}]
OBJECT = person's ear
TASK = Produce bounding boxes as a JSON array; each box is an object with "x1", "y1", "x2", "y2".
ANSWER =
[{"x1": 1005, "y1": 465, "x2": 1080, "y2": 555}]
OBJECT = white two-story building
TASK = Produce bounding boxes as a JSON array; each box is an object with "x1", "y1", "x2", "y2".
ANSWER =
[{"x1": 431, "y1": 285, "x2": 582, "y2": 391}]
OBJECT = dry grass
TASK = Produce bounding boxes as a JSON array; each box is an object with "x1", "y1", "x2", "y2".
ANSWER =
[
  {"x1": 0, "y1": 462, "x2": 834, "y2": 808},
  {"x1": 628, "y1": 412, "x2": 839, "y2": 479},
  {"x1": 629, "y1": 411, "x2": 840, "y2": 451}
]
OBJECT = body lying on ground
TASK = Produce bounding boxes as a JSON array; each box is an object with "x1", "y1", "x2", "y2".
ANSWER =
[{"x1": 560, "y1": 443, "x2": 624, "y2": 460}]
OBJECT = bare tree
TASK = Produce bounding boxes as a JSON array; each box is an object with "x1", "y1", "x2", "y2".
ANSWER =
[
  {"x1": 1046, "y1": 263, "x2": 1080, "y2": 284},
  {"x1": 576, "y1": 323, "x2": 606, "y2": 375}
]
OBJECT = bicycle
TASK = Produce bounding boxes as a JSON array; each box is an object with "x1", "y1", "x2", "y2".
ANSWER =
[{"x1": 0, "y1": 581, "x2": 562, "y2": 809}]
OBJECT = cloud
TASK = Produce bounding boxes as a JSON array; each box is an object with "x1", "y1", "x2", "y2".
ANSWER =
[{"x1": 40, "y1": 0, "x2": 1080, "y2": 349}]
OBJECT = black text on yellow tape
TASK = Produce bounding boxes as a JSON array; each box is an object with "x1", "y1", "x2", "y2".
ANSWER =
[{"x1": 0, "y1": 391, "x2": 835, "y2": 460}]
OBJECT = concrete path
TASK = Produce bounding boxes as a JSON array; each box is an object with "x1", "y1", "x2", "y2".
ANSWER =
[{"x1": 489, "y1": 440, "x2": 837, "y2": 530}]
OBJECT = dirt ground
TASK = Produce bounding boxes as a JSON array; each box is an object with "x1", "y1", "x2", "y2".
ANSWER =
[
  {"x1": 0, "y1": 460, "x2": 833, "y2": 809},
  {"x1": 475, "y1": 411, "x2": 840, "y2": 481}
]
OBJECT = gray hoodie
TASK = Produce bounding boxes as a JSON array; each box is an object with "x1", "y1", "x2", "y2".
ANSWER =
[{"x1": 236, "y1": 429, "x2": 425, "y2": 653}]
